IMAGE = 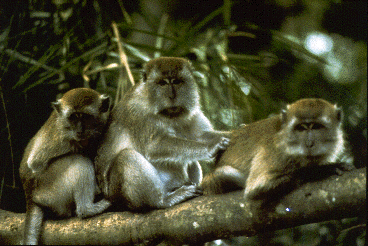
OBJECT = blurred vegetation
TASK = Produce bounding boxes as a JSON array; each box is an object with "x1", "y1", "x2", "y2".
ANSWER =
[{"x1": 0, "y1": 0, "x2": 366, "y2": 245}]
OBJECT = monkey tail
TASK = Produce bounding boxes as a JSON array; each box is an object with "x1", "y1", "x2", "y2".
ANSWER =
[{"x1": 23, "y1": 204, "x2": 44, "y2": 245}]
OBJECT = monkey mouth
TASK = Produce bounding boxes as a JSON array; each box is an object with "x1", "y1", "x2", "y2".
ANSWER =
[
  {"x1": 160, "y1": 106, "x2": 186, "y2": 117},
  {"x1": 305, "y1": 154, "x2": 325, "y2": 163},
  {"x1": 79, "y1": 139, "x2": 90, "y2": 147},
  {"x1": 70, "y1": 138, "x2": 90, "y2": 148}
]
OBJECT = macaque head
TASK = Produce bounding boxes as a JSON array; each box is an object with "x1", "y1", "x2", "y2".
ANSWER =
[
  {"x1": 279, "y1": 98, "x2": 344, "y2": 163},
  {"x1": 52, "y1": 88, "x2": 110, "y2": 141},
  {"x1": 142, "y1": 57, "x2": 200, "y2": 117}
]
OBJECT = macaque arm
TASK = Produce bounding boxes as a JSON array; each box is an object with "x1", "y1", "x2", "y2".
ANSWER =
[
  {"x1": 26, "y1": 144, "x2": 54, "y2": 173},
  {"x1": 147, "y1": 134, "x2": 227, "y2": 163},
  {"x1": 244, "y1": 171, "x2": 292, "y2": 200},
  {"x1": 194, "y1": 113, "x2": 232, "y2": 140},
  {"x1": 146, "y1": 112, "x2": 230, "y2": 163},
  {"x1": 26, "y1": 131, "x2": 70, "y2": 173},
  {"x1": 200, "y1": 130, "x2": 232, "y2": 142},
  {"x1": 244, "y1": 151, "x2": 293, "y2": 200}
]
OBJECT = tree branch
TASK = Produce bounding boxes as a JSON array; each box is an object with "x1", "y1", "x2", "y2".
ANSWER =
[{"x1": 0, "y1": 168, "x2": 365, "y2": 245}]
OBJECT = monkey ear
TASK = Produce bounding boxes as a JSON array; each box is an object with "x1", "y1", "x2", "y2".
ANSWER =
[
  {"x1": 142, "y1": 72, "x2": 147, "y2": 82},
  {"x1": 185, "y1": 59, "x2": 194, "y2": 70},
  {"x1": 281, "y1": 109, "x2": 287, "y2": 123},
  {"x1": 51, "y1": 100, "x2": 62, "y2": 114},
  {"x1": 336, "y1": 107, "x2": 343, "y2": 122},
  {"x1": 99, "y1": 95, "x2": 111, "y2": 113}
]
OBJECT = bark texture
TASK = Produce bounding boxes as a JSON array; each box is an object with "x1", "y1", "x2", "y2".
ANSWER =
[{"x1": 0, "y1": 168, "x2": 365, "y2": 245}]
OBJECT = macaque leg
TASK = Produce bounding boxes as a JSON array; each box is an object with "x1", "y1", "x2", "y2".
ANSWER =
[
  {"x1": 33, "y1": 155, "x2": 110, "y2": 218},
  {"x1": 71, "y1": 156, "x2": 111, "y2": 218},
  {"x1": 111, "y1": 149, "x2": 201, "y2": 210},
  {"x1": 23, "y1": 204, "x2": 44, "y2": 245}
]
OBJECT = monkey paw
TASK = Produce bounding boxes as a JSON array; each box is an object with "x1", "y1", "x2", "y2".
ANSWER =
[
  {"x1": 165, "y1": 184, "x2": 203, "y2": 207},
  {"x1": 180, "y1": 184, "x2": 203, "y2": 197},
  {"x1": 218, "y1": 137, "x2": 230, "y2": 150},
  {"x1": 209, "y1": 137, "x2": 230, "y2": 158}
]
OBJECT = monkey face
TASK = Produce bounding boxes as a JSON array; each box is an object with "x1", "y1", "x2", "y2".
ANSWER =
[
  {"x1": 280, "y1": 98, "x2": 344, "y2": 164},
  {"x1": 63, "y1": 112, "x2": 103, "y2": 141},
  {"x1": 142, "y1": 57, "x2": 200, "y2": 117},
  {"x1": 285, "y1": 120, "x2": 342, "y2": 160},
  {"x1": 53, "y1": 88, "x2": 111, "y2": 142},
  {"x1": 148, "y1": 76, "x2": 196, "y2": 117}
]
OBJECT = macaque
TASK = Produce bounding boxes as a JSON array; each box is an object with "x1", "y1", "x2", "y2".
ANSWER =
[
  {"x1": 95, "y1": 57, "x2": 230, "y2": 210},
  {"x1": 19, "y1": 88, "x2": 111, "y2": 244},
  {"x1": 201, "y1": 98, "x2": 355, "y2": 200}
]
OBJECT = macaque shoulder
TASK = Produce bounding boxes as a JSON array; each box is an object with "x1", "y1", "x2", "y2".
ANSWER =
[
  {"x1": 218, "y1": 116, "x2": 282, "y2": 168},
  {"x1": 231, "y1": 115, "x2": 282, "y2": 147}
]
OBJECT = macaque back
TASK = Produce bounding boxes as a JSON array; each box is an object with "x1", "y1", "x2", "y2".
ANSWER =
[
  {"x1": 19, "y1": 88, "x2": 111, "y2": 244},
  {"x1": 202, "y1": 98, "x2": 355, "y2": 200}
]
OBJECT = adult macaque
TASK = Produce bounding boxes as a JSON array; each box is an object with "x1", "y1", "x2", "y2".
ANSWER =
[
  {"x1": 202, "y1": 98, "x2": 355, "y2": 199},
  {"x1": 95, "y1": 57, "x2": 230, "y2": 210}
]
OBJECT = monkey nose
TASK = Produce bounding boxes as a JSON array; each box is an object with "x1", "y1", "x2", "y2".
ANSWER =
[
  {"x1": 168, "y1": 87, "x2": 176, "y2": 100},
  {"x1": 306, "y1": 139, "x2": 314, "y2": 148}
]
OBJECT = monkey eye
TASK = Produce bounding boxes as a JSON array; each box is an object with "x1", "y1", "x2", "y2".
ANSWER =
[
  {"x1": 294, "y1": 124, "x2": 307, "y2": 131},
  {"x1": 68, "y1": 113, "x2": 81, "y2": 122},
  {"x1": 69, "y1": 113, "x2": 94, "y2": 122},
  {"x1": 311, "y1": 123, "x2": 325, "y2": 130},
  {"x1": 157, "y1": 80, "x2": 168, "y2": 86},
  {"x1": 172, "y1": 79, "x2": 183, "y2": 85},
  {"x1": 294, "y1": 123, "x2": 326, "y2": 131}
]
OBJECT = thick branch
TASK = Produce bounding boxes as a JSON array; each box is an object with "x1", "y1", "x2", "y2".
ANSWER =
[{"x1": 0, "y1": 168, "x2": 365, "y2": 245}]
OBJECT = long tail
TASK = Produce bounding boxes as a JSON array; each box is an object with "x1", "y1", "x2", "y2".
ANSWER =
[{"x1": 23, "y1": 204, "x2": 44, "y2": 245}]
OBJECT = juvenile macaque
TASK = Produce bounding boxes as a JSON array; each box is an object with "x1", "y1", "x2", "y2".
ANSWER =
[
  {"x1": 95, "y1": 57, "x2": 230, "y2": 210},
  {"x1": 202, "y1": 98, "x2": 355, "y2": 200},
  {"x1": 19, "y1": 88, "x2": 111, "y2": 245}
]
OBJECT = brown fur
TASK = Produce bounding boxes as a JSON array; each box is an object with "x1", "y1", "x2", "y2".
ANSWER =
[
  {"x1": 202, "y1": 98, "x2": 355, "y2": 200},
  {"x1": 19, "y1": 88, "x2": 111, "y2": 244}
]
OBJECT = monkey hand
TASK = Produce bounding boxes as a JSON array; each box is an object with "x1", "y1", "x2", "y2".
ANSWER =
[
  {"x1": 178, "y1": 183, "x2": 203, "y2": 197},
  {"x1": 334, "y1": 161, "x2": 356, "y2": 175},
  {"x1": 164, "y1": 183, "x2": 203, "y2": 207},
  {"x1": 184, "y1": 181, "x2": 204, "y2": 195},
  {"x1": 208, "y1": 136, "x2": 230, "y2": 158}
]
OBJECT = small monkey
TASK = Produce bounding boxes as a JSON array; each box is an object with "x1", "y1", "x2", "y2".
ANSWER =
[
  {"x1": 201, "y1": 98, "x2": 355, "y2": 200},
  {"x1": 19, "y1": 88, "x2": 111, "y2": 245},
  {"x1": 95, "y1": 57, "x2": 230, "y2": 211}
]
